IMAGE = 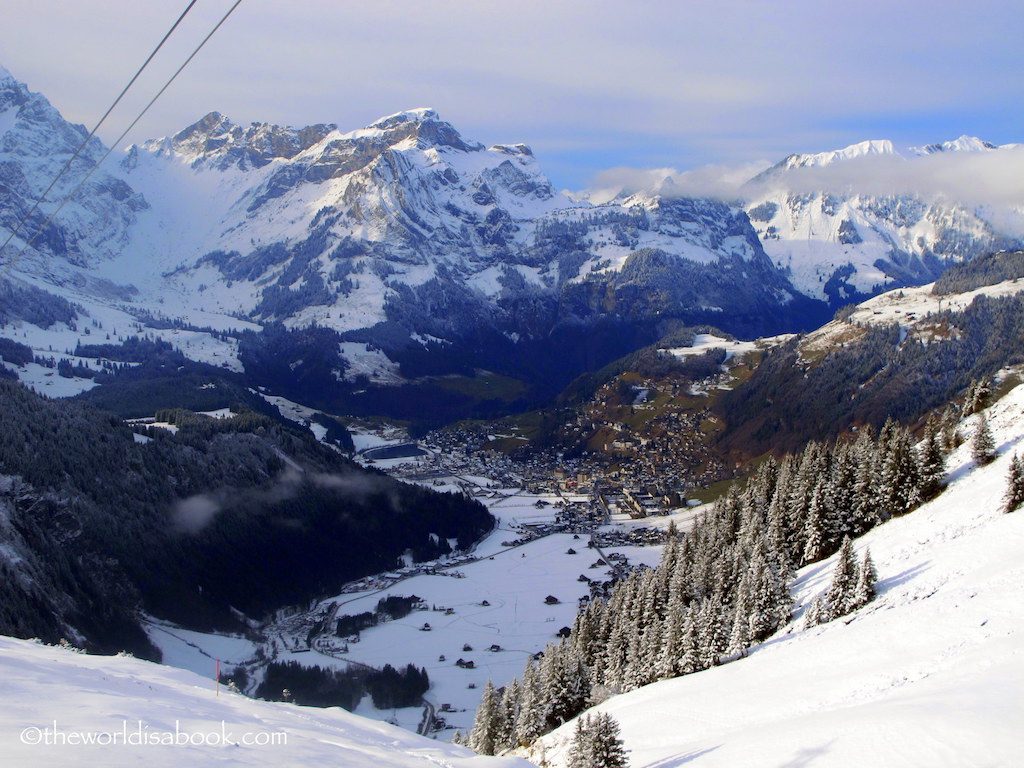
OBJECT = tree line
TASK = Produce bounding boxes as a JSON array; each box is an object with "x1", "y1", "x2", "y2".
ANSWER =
[{"x1": 256, "y1": 660, "x2": 429, "y2": 710}]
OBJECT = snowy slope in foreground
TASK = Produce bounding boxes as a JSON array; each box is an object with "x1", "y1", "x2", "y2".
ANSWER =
[
  {"x1": 0, "y1": 636, "x2": 531, "y2": 768},
  {"x1": 535, "y1": 386, "x2": 1024, "y2": 767}
]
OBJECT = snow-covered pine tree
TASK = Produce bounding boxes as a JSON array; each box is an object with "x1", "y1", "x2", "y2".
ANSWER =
[
  {"x1": 599, "y1": 608, "x2": 632, "y2": 692},
  {"x1": 571, "y1": 600, "x2": 600, "y2": 666},
  {"x1": 747, "y1": 456, "x2": 779, "y2": 514},
  {"x1": 767, "y1": 456, "x2": 799, "y2": 567},
  {"x1": 568, "y1": 713, "x2": 629, "y2": 768},
  {"x1": 632, "y1": 617, "x2": 661, "y2": 690},
  {"x1": 939, "y1": 404, "x2": 962, "y2": 453},
  {"x1": 676, "y1": 605, "x2": 699, "y2": 675},
  {"x1": 749, "y1": 538, "x2": 791, "y2": 638},
  {"x1": 566, "y1": 716, "x2": 593, "y2": 768},
  {"x1": 962, "y1": 377, "x2": 992, "y2": 417},
  {"x1": 803, "y1": 593, "x2": 826, "y2": 629},
  {"x1": 785, "y1": 449, "x2": 816, "y2": 552},
  {"x1": 972, "y1": 412, "x2": 997, "y2": 466},
  {"x1": 917, "y1": 413, "x2": 946, "y2": 502},
  {"x1": 800, "y1": 486, "x2": 827, "y2": 565},
  {"x1": 825, "y1": 442, "x2": 857, "y2": 545},
  {"x1": 542, "y1": 641, "x2": 591, "y2": 728},
  {"x1": 824, "y1": 536, "x2": 858, "y2": 621},
  {"x1": 496, "y1": 678, "x2": 520, "y2": 752},
  {"x1": 726, "y1": 570, "x2": 754, "y2": 658},
  {"x1": 852, "y1": 549, "x2": 877, "y2": 610},
  {"x1": 1002, "y1": 454, "x2": 1024, "y2": 514},
  {"x1": 878, "y1": 423, "x2": 921, "y2": 518},
  {"x1": 694, "y1": 592, "x2": 726, "y2": 668},
  {"x1": 469, "y1": 680, "x2": 501, "y2": 755},
  {"x1": 851, "y1": 427, "x2": 882, "y2": 535},
  {"x1": 655, "y1": 600, "x2": 687, "y2": 680},
  {"x1": 514, "y1": 661, "x2": 546, "y2": 747}
]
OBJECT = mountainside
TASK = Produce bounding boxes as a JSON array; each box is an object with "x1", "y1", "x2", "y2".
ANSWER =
[
  {"x1": 110, "y1": 105, "x2": 821, "y2": 400},
  {"x1": 531, "y1": 379, "x2": 1024, "y2": 767},
  {"x1": 0, "y1": 66, "x2": 146, "y2": 287},
  {"x1": 0, "y1": 634, "x2": 529, "y2": 768},
  {"x1": 117, "y1": 106, "x2": 805, "y2": 332},
  {"x1": 0, "y1": 377, "x2": 493, "y2": 657},
  {"x1": 743, "y1": 137, "x2": 1024, "y2": 304},
  {"x1": 718, "y1": 250, "x2": 1024, "y2": 457}
]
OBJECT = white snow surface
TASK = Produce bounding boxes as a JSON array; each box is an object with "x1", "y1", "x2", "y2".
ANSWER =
[
  {"x1": 664, "y1": 333, "x2": 760, "y2": 362},
  {"x1": 0, "y1": 635, "x2": 530, "y2": 768},
  {"x1": 532, "y1": 385, "x2": 1024, "y2": 768},
  {"x1": 742, "y1": 136, "x2": 1023, "y2": 301},
  {"x1": 268, "y1": 487, "x2": 661, "y2": 736}
]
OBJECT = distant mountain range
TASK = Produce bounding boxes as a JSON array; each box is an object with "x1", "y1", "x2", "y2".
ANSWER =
[
  {"x1": 1, "y1": 64, "x2": 1021, "y2": 418},
  {"x1": 743, "y1": 136, "x2": 1022, "y2": 304}
]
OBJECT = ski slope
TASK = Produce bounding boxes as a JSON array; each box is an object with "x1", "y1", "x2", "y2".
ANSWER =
[
  {"x1": 532, "y1": 383, "x2": 1024, "y2": 767},
  {"x1": 0, "y1": 635, "x2": 532, "y2": 768}
]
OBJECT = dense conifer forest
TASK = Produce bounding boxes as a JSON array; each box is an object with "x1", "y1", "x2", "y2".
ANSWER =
[
  {"x1": 256, "y1": 660, "x2": 429, "y2": 710},
  {"x1": 467, "y1": 416, "x2": 951, "y2": 754},
  {"x1": 0, "y1": 379, "x2": 493, "y2": 657}
]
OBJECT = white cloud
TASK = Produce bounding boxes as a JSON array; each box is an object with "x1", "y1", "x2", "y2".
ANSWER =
[
  {"x1": 584, "y1": 147, "x2": 1024, "y2": 240},
  {"x1": 171, "y1": 494, "x2": 220, "y2": 534},
  {"x1": 747, "y1": 147, "x2": 1024, "y2": 209}
]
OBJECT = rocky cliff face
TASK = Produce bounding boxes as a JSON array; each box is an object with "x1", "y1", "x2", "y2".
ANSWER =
[{"x1": 0, "y1": 67, "x2": 146, "y2": 274}]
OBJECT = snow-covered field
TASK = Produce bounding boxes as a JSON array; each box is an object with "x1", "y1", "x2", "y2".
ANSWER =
[
  {"x1": 302, "y1": 483, "x2": 663, "y2": 735},
  {"x1": 532, "y1": 384, "x2": 1024, "y2": 767},
  {"x1": 144, "y1": 479, "x2": 663, "y2": 737},
  {"x1": 664, "y1": 333, "x2": 760, "y2": 362}
]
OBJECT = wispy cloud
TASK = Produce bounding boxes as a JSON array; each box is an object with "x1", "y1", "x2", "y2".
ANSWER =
[
  {"x1": 170, "y1": 466, "x2": 403, "y2": 535},
  {"x1": 588, "y1": 147, "x2": 1024, "y2": 229},
  {"x1": 745, "y1": 147, "x2": 1024, "y2": 209}
]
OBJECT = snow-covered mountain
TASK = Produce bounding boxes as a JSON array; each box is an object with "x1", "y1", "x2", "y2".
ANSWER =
[
  {"x1": 530, "y1": 375, "x2": 1024, "y2": 768},
  {"x1": 0, "y1": 65, "x2": 818, "y2": 400},
  {"x1": 0, "y1": 634, "x2": 529, "y2": 768},
  {"x1": 1, "y1": 62, "x2": 1021, "y2": 405},
  {"x1": 0, "y1": 66, "x2": 146, "y2": 285},
  {"x1": 743, "y1": 137, "x2": 1024, "y2": 303},
  {"x1": 113, "y1": 104, "x2": 811, "y2": 353}
]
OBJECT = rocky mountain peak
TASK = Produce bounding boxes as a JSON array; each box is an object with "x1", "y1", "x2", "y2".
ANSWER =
[
  {"x1": 158, "y1": 111, "x2": 337, "y2": 171},
  {"x1": 0, "y1": 64, "x2": 145, "y2": 268},
  {"x1": 0, "y1": 66, "x2": 101, "y2": 162},
  {"x1": 782, "y1": 139, "x2": 897, "y2": 171},
  {"x1": 363, "y1": 108, "x2": 484, "y2": 153},
  {"x1": 912, "y1": 135, "x2": 997, "y2": 155}
]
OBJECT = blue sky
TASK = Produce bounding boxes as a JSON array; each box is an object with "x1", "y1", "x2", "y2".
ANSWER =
[{"x1": 2, "y1": 0, "x2": 1022, "y2": 190}]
